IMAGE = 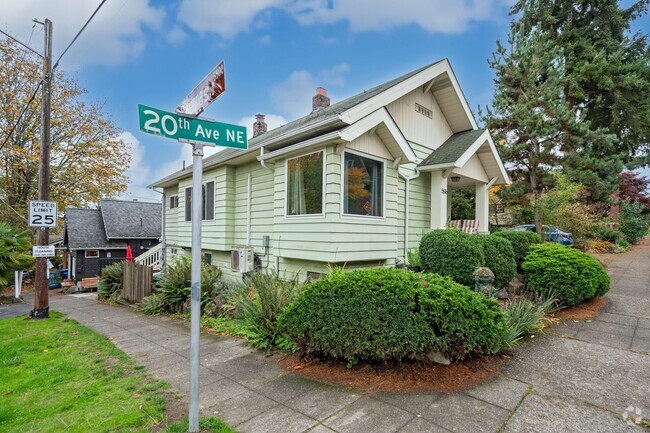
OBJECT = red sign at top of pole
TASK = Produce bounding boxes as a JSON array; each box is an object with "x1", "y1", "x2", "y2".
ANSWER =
[{"x1": 176, "y1": 61, "x2": 225, "y2": 117}]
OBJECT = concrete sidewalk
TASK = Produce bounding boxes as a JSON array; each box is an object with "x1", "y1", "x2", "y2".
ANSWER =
[{"x1": 15, "y1": 239, "x2": 650, "y2": 432}]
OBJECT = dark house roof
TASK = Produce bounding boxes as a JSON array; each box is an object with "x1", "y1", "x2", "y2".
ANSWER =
[
  {"x1": 65, "y1": 208, "x2": 127, "y2": 250},
  {"x1": 151, "y1": 60, "x2": 443, "y2": 188},
  {"x1": 99, "y1": 200, "x2": 162, "y2": 239},
  {"x1": 418, "y1": 129, "x2": 486, "y2": 167}
]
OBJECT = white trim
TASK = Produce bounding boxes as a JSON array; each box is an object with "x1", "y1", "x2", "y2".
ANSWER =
[
  {"x1": 339, "y1": 108, "x2": 416, "y2": 163},
  {"x1": 169, "y1": 194, "x2": 179, "y2": 209},
  {"x1": 340, "y1": 60, "x2": 477, "y2": 131},
  {"x1": 258, "y1": 131, "x2": 341, "y2": 162},
  {"x1": 284, "y1": 149, "x2": 326, "y2": 219},
  {"x1": 84, "y1": 250, "x2": 99, "y2": 258},
  {"x1": 417, "y1": 129, "x2": 510, "y2": 185},
  {"x1": 340, "y1": 149, "x2": 387, "y2": 220}
]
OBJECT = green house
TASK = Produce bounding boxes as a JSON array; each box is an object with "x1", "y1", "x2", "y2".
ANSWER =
[{"x1": 149, "y1": 59, "x2": 509, "y2": 279}]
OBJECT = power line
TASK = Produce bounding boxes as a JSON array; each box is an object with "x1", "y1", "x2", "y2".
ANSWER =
[
  {"x1": 0, "y1": 80, "x2": 43, "y2": 152},
  {"x1": 0, "y1": 28, "x2": 42, "y2": 57},
  {"x1": 52, "y1": 0, "x2": 107, "y2": 72}
]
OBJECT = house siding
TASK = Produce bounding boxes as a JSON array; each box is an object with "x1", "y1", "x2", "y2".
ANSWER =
[{"x1": 386, "y1": 87, "x2": 453, "y2": 151}]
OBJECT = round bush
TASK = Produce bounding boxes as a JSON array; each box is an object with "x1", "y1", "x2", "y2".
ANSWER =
[
  {"x1": 493, "y1": 230, "x2": 542, "y2": 268},
  {"x1": 473, "y1": 235, "x2": 516, "y2": 289},
  {"x1": 419, "y1": 230, "x2": 484, "y2": 287},
  {"x1": 278, "y1": 267, "x2": 508, "y2": 364},
  {"x1": 522, "y1": 243, "x2": 610, "y2": 307}
]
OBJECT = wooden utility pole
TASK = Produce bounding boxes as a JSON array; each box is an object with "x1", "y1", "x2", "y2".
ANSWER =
[{"x1": 32, "y1": 19, "x2": 53, "y2": 319}]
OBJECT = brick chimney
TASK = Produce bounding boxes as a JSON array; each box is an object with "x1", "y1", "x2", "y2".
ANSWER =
[
  {"x1": 253, "y1": 114, "x2": 267, "y2": 137},
  {"x1": 312, "y1": 87, "x2": 330, "y2": 113}
]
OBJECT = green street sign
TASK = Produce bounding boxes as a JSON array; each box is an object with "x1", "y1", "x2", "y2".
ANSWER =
[{"x1": 137, "y1": 104, "x2": 247, "y2": 149}]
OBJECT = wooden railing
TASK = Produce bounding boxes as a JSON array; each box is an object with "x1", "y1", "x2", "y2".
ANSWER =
[{"x1": 134, "y1": 243, "x2": 163, "y2": 270}]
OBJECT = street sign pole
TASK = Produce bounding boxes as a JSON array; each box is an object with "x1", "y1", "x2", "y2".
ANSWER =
[{"x1": 188, "y1": 141, "x2": 203, "y2": 433}]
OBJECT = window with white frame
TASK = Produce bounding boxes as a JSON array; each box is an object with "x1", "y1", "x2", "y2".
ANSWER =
[
  {"x1": 343, "y1": 151, "x2": 384, "y2": 217},
  {"x1": 169, "y1": 195, "x2": 178, "y2": 209},
  {"x1": 85, "y1": 250, "x2": 99, "y2": 258},
  {"x1": 286, "y1": 151, "x2": 324, "y2": 216},
  {"x1": 184, "y1": 181, "x2": 215, "y2": 221}
]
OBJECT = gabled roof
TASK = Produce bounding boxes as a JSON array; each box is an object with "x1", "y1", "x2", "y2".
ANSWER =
[
  {"x1": 419, "y1": 129, "x2": 486, "y2": 166},
  {"x1": 65, "y1": 208, "x2": 127, "y2": 250},
  {"x1": 99, "y1": 200, "x2": 162, "y2": 240},
  {"x1": 418, "y1": 129, "x2": 510, "y2": 185},
  {"x1": 151, "y1": 59, "x2": 480, "y2": 189}
]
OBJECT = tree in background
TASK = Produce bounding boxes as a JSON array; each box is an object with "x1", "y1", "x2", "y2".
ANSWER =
[
  {"x1": 512, "y1": 0, "x2": 650, "y2": 203},
  {"x1": 0, "y1": 39, "x2": 130, "y2": 229},
  {"x1": 619, "y1": 171, "x2": 650, "y2": 212},
  {"x1": 482, "y1": 20, "x2": 607, "y2": 233},
  {"x1": 0, "y1": 222, "x2": 34, "y2": 287}
]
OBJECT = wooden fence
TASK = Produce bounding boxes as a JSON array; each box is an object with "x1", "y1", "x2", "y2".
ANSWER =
[{"x1": 122, "y1": 261, "x2": 153, "y2": 303}]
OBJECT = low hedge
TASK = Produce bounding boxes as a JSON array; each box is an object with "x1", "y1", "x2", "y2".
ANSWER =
[
  {"x1": 278, "y1": 267, "x2": 508, "y2": 364},
  {"x1": 522, "y1": 243, "x2": 610, "y2": 307},
  {"x1": 473, "y1": 235, "x2": 516, "y2": 289},
  {"x1": 494, "y1": 230, "x2": 542, "y2": 268},
  {"x1": 419, "y1": 230, "x2": 484, "y2": 287}
]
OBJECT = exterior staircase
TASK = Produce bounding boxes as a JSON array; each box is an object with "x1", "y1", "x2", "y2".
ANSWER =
[{"x1": 134, "y1": 243, "x2": 163, "y2": 271}]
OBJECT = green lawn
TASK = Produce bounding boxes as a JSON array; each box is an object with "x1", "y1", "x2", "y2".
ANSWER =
[{"x1": 0, "y1": 312, "x2": 234, "y2": 433}]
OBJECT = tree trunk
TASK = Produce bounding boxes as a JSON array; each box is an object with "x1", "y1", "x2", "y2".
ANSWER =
[{"x1": 529, "y1": 169, "x2": 543, "y2": 237}]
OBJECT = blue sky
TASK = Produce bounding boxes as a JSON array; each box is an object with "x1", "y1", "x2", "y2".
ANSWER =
[{"x1": 1, "y1": 1, "x2": 648, "y2": 201}]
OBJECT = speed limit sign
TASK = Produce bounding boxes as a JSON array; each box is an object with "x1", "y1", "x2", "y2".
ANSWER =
[{"x1": 28, "y1": 201, "x2": 58, "y2": 228}]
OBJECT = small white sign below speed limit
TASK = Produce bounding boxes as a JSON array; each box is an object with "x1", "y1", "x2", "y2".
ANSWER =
[{"x1": 28, "y1": 200, "x2": 58, "y2": 228}]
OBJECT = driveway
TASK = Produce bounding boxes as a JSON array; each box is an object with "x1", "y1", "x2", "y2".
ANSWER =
[{"x1": 21, "y1": 239, "x2": 650, "y2": 432}]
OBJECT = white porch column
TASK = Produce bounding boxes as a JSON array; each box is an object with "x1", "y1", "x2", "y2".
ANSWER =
[
  {"x1": 475, "y1": 182, "x2": 489, "y2": 234},
  {"x1": 430, "y1": 171, "x2": 448, "y2": 229}
]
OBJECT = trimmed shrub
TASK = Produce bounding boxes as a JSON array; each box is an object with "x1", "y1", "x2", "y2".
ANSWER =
[
  {"x1": 156, "y1": 256, "x2": 222, "y2": 312},
  {"x1": 278, "y1": 267, "x2": 508, "y2": 364},
  {"x1": 419, "y1": 230, "x2": 484, "y2": 287},
  {"x1": 473, "y1": 235, "x2": 516, "y2": 289},
  {"x1": 98, "y1": 261, "x2": 124, "y2": 301},
  {"x1": 493, "y1": 230, "x2": 542, "y2": 268},
  {"x1": 522, "y1": 243, "x2": 610, "y2": 307}
]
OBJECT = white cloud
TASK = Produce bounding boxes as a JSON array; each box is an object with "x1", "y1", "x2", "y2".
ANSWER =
[
  {"x1": 0, "y1": 0, "x2": 164, "y2": 69},
  {"x1": 177, "y1": 0, "x2": 285, "y2": 39},
  {"x1": 176, "y1": 0, "x2": 508, "y2": 38},
  {"x1": 269, "y1": 63, "x2": 349, "y2": 118},
  {"x1": 166, "y1": 25, "x2": 188, "y2": 46},
  {"x1": 118, "y1": 131, "x2": 160, "y2": 202},
  {"x1": 238, "y1": 114, "x2": 288, "y2": 139}
]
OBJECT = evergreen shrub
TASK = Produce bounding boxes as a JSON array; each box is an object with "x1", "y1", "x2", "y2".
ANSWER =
[
  {"x1": 473, "y1": 235, "x2": 517, "y2": 288},
  {"x1": 493, "y1": 230, "x2": 542, "y2": 268},
  {"x1": 98, "y1": 261, "x2": 124, "y2": 301},
  {"x1": 278, "y1": 268, "x2": 508, "y2": 364},
  {"x1": 522, "y1": 243, "x2": 610, "y2": 307},
  {"x1": 419, "y1": 230, "x2": 484, "y2": 287}
]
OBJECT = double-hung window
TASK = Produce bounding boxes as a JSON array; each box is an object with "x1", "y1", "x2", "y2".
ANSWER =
[
  {"x1": 185, "y1": 181, "x2": 215, "y2": 221},
  {"x1": 343, "y1": 151, "x2": 384, "y2": 217},
  {"x1": 286, "y1": 151, "x2": 324, "y2": 216}
]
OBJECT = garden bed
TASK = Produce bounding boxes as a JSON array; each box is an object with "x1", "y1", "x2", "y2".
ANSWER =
[{"x1": 279, "y1": 353, "x2": 505, "y2": 393}]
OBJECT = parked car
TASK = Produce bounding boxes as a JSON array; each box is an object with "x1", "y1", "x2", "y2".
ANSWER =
[{"x1": 509, "y1": 224, "x2": 573, "y2": 245}]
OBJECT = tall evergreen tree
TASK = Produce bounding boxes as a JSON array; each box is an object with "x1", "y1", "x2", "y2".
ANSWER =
[
  {"x1": 508, "y1": 0, "x2": 650, "y2": 203},
  {"x1": 483, "y1": 18, "x2": 613, "y2": 232}
]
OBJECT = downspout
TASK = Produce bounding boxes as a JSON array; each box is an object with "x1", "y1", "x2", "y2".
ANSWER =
[
  {"x1": 259, "y1": 146, "x2": 273, "y2": 172},
  {"x1": 246, "y1": 173, "x2": 251, "y2": 246},
  {"x1": 398, "y1": 168, "x2": 421, "y2": 262}
]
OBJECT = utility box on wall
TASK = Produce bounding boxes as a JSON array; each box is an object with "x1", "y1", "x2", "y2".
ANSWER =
[{"x1": 230, "y1": 246, "x2": 254, "y2": 273}]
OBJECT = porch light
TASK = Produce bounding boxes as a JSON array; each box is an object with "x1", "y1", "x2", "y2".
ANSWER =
[{"x1": 450, "y1": 175, "x2": 461, "y2": 182}]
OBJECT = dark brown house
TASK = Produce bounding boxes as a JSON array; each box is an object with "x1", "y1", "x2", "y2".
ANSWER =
[{"x1": 64, "y1": 199, "x2": 162, "y2": 280}]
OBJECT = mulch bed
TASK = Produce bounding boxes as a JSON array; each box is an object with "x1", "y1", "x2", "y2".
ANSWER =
[
  {"x1": 278, "y1": 353, "x2": 505, "y2": 393},
  {"x1": 549, "y1": 296, "x2": 608, "y2": 321}
]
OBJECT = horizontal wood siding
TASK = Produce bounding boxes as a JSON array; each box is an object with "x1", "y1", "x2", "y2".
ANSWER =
[{"x1": 386, "y1": 87, "x2": 452, "y2": 151}]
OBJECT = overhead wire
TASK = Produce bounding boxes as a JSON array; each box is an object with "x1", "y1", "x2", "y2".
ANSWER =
[{"x1": 52, "y1": 0, "x2": 108, "y2": 72}]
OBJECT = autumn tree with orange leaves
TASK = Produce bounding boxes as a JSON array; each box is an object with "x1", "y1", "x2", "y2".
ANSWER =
[{"x1": 0, "y1": 39, "x2": 130, "y2": 228}]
